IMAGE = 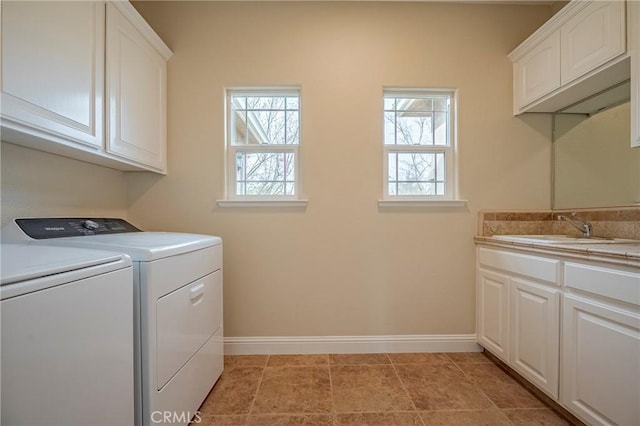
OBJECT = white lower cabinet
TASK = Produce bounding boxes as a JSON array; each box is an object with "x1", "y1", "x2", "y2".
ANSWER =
[
  {"x1": 561, "y1": 261, "x2": 640, "y2": 425},
  {"x1": 477, "y1": 247, "x2": 560, "y2": 399},
  {"x1": 562, "y1": 295, "x2": 640, "y2": 426},
  {"x1": 510, "y1": 278, "x2": 560, "y2": 399},
  {"x1": 477, "y1": 245, "x2": 640, "y2": 420}
]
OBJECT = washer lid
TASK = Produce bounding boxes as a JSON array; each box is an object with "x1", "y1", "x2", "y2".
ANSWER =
[
  {"x1": 33, "y1": 232, "x2": 222, "y2": 262},
  {"x1": 1, "y1": 244, "x2": 129, "y2": 285}
]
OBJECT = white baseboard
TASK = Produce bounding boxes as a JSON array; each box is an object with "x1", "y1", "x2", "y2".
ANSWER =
[{"x1": 224, "y1": 334, "x2": 481, "y2": 355}]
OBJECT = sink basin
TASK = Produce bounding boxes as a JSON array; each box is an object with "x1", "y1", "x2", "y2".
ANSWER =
[{"x1": 492, "y1": 235, "x2": 625, "y2": 244}]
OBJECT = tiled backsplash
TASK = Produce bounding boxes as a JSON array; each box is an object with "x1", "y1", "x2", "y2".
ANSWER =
[{"x1": 479, "y1": 208, "x2": 640, "y2": 240}]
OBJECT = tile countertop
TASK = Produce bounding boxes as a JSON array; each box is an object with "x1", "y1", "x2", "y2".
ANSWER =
[{"x1": 474, "y1": 236, "x2": 640, "y2": 269}]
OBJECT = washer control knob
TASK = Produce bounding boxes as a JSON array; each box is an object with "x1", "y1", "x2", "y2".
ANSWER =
[{"x1": 82, "y1": 220, "x2": 100, "y2": 230}]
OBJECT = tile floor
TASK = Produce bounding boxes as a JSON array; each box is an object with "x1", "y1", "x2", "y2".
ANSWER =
[{"x1": 195, "y1": 352, "x2": 574, "y2": 426}]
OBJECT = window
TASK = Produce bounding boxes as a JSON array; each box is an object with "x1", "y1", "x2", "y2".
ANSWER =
[
  {"x1": 382, "y1": 89, "x2": 460, "y2": 204},
  {"x1": 224, "y1": 88, "x2": 302, "y2": 203}
]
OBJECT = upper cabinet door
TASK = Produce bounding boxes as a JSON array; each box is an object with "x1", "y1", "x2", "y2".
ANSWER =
[
  {"x1": 1, "y1": 1, "x2": 104, "y2": 148},
  {"x1": 561, "y1": 1, "x2": 626, "y2": 86},
  {"x1": 516, "y1": 32, "x2": 561, "y2": 109},
  {"x1": 632, "y1": 0, "x2": 640, "y2": 148},
  {"x1": 106, "y1": 2, "x2": 169, "y2": 173}
]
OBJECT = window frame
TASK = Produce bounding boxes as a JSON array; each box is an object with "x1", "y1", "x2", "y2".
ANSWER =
[
  {"x1": 223, "y1": 87, "x2": 304, "y2": 204},
  {"x1": 381, "y1": 88, "x2": 462, "y2": 205}
]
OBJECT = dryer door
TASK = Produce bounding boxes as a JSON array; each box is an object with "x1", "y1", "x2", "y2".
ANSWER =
[{"x1": 156, "y1": 270, "x2": 222, "y2": 390}]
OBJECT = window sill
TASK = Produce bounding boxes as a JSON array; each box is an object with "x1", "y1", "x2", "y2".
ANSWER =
[
  {"x1": 217, "y1": 199, "x2": 309, "y2": 208},
  {"x1": 378, "y1": 199, "x2": 468, "y2": 208}
]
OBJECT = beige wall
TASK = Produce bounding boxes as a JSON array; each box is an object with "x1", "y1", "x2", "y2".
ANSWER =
[
  {"x1": 125, "y1": 1, "x2": 553, "y2": 337},
  {"x1": 1, "y1": 143, "x2": 128, "y2": 226},
  {"x1": 554, "y1": 102, "x2": 640, "y2": 209}
]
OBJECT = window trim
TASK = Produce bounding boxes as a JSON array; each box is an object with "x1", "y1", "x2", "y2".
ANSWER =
[
  {"x1": 222, "y1": 86, "x2": 304, "y2": 203},
  {"x1": 381, "y1": 88, "x2": 463, "y2": 204}
]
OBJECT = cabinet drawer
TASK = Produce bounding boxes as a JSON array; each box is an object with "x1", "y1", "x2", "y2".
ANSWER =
[
  {"x1": 478, "y1": 248, "x2": 560, "y2": 284},
  {"x1": 565, "y1": 262, "x2": 640, "y2": 306}
]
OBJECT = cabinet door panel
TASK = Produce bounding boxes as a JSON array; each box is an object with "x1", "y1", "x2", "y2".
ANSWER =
[
  {"x1": 562, "y1": 294, "x2": 640, "y2": 426},
  {"x1": 106, "y1": 3, "x2": 166, "y2": 172},
  {"x1": 632, "y1": 0, "x2": 640, "y2": 148},
  {"x1": 561, "y1": 1, "x2": 626, "y2": 85},
  {"x1": 1, "y1": 1, "x2": 104, "y2": 147},
  {"x1": 477, "y1": 268, "x2": 509, "y2": 362},
  {"x1": 516, "y1": 32, "x2": 561, "y2": 108},
  {"x1": 510, "y1": 278, "x2": 559, "y2": 398}
]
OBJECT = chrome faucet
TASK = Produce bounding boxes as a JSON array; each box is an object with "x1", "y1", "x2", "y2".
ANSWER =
[{"x1": 557, "y1": 213, "x2": 593, "y2": 237}]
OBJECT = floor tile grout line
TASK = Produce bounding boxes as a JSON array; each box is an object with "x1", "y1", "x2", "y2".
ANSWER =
[
  {"x1": 456, "y1": 361, "x2": 554, "y2": 414},
  {"x1": 453, "y1": 359, "x2": 503, "y2": 411},
  {"x1": 384, "y1": 351, "x2": 425, "y2": 423},
  {"x1": 327, "y1": 355, "x2": 338, "y2": 426},
  {"x1": 246, "y1": 355, "x2": 269, "y2": 416},
  {"x1": 245, "y1": 409, "x2": 425, "y2": 416},
  {"x1": 444, "y1": 352, "x2": 457, "y2": 364},
  {"x1": 388, "y1": 356, "x2": 423, "y2": 423}
]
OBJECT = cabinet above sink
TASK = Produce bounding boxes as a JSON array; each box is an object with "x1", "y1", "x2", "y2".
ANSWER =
[
  {"x1": 509, "y1": 0, "x2": 639, "y2": 149},
  {"x1": 509, "y1": 0, "x2": 629, "y2": 116},
  {"x1": 509, "y1": 1, "x2": 631, "y2": 115}
]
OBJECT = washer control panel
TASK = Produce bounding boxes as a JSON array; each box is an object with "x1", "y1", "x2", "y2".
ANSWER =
[{"x1": 15, "y1": 218, "x2": 141, "y2": 239}]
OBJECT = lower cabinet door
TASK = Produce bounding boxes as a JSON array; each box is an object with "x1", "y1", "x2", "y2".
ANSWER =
[
  {"x1": 510, "y1": 278, "x2": 560, "y2": 399},
  {"x1": 477, "y1": 268, "x2": 510, "y2": 362},
  {"x1": 562, "y1": 294, "x2": 640, "y2": 426}
]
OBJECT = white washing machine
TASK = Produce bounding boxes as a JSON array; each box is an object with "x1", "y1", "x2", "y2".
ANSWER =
[
  {"x1": 0, "y1": 243, "x2": 134, "y2": 426},
  {"x1": 4, "y1": 218, "x2": 224, "y2": 426}
]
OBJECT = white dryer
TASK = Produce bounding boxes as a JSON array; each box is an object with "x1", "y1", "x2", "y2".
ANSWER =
[
  {"x1": 4, "y1": 218, "x2": 224, "y2": 426},
  {"x1": 0, "y1": 243, "x2": 134, "y2": 426}
]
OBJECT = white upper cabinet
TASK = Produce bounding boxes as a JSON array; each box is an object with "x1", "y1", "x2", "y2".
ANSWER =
[
  {"x1": 106, "y1": 2, "x2": 170, "y2": 173},
  {"x1": 560, "y1": 1, "x2": 626, "y2": 85},
  {"x1": 509, "y1": 1, "x2": 628, "y2": 115},
  {"x1": 1, "y1": 1, "x2": 105, "y2": 149},
  {"x1": 0, "y1": 1, "x2": 172, "y2": 173},
  {"x1": 632, "y1": 0, "x2": 640, "y2": 148},
  {"x1": 515, "y1": 32, "x2": 561, "y2": 108}
]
